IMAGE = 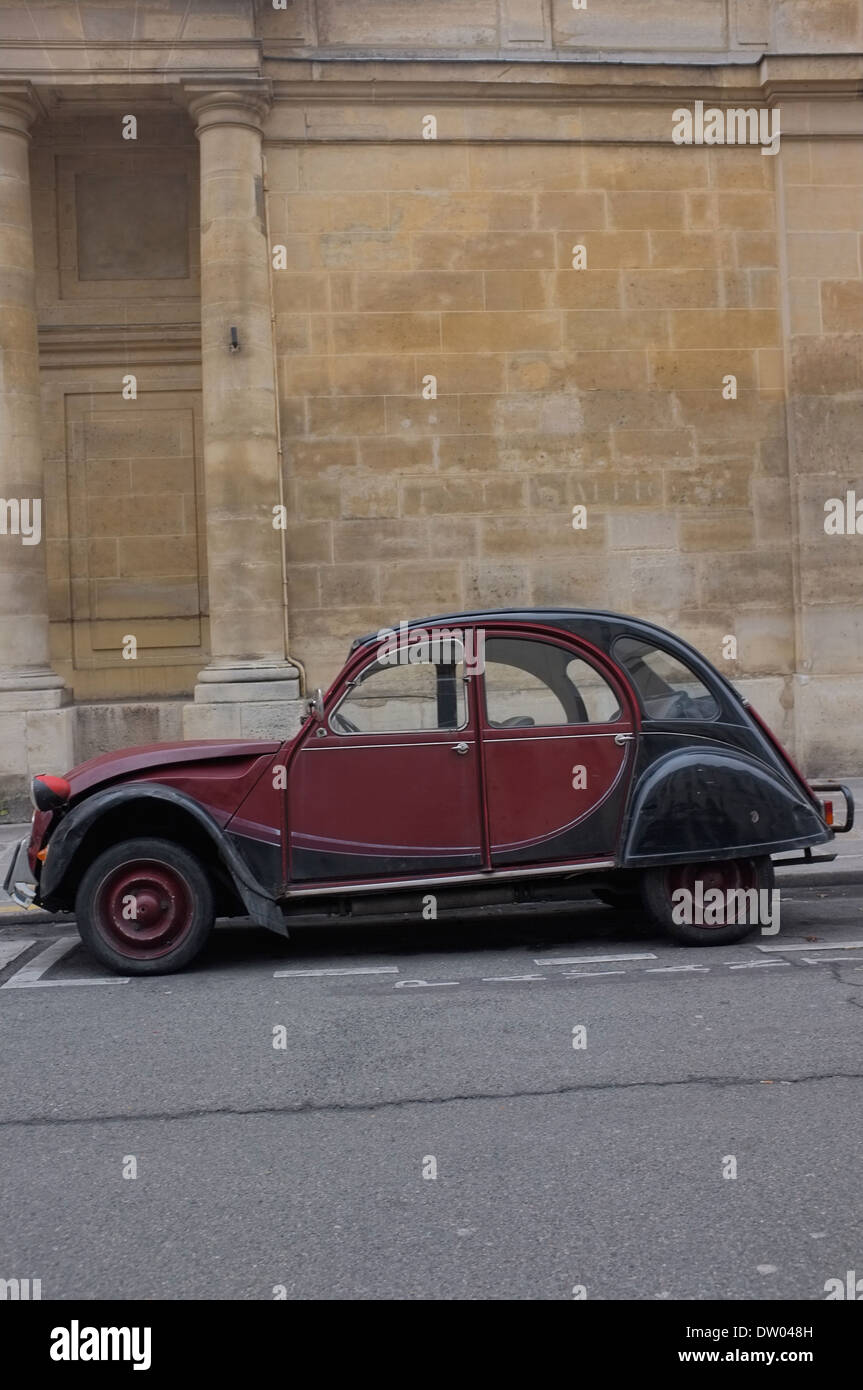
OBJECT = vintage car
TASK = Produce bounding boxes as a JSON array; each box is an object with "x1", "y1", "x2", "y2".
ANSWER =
[{"x1": 2, "y1": 608, "x2": 853, "y2": 975}]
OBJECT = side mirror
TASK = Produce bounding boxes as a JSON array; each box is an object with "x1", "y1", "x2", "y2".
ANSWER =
[{"x1": 307, "y1": 688, "x2": 325, "y2": 722}]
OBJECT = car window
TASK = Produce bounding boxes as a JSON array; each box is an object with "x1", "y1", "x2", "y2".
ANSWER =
[
  {"x1": 330, "y1": 651, "x2": 467, "y2": 734},
  {"x1": 483, "y1": 637, "x2": 621, "y2": 728},
  {"x1": 613, "y1": 637, "x2": 720, "y2": 721}
]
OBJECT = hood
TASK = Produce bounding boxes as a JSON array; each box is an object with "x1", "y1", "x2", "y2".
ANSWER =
[{"x1": 65, "y1": 739, "x2": 283, "y2": 798}]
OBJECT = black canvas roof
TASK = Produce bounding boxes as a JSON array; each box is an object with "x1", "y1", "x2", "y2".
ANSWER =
[{"x1": 352, "y1": 607, "x2": 683, "y2": 656}]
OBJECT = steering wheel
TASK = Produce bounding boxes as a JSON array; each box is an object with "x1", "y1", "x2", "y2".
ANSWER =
[{"x1": 331, "y1": 710, "x2": 359, "y2": 734}]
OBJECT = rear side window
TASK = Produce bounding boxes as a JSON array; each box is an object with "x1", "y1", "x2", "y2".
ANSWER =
[
  {"x1": 483, "y1": 636, "x2": 621, "y2": 728},
  {"x1": 613, "y1": 637, "x2": 720, "y2": 721}
]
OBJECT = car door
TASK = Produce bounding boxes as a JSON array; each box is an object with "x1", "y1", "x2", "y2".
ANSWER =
[
  {"x1": 287, "y1": 635, "x2": 484, "y2": 884},
  {"x1": 478, "y1": 631, "x2": 637, "y2": 867}
]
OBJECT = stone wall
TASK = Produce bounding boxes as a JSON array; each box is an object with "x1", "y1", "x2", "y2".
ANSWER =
[
  {"x1": 0, "y1": 0, "x2": 860, "y2": 804},
  {"x1": 267, "y1": 131, "x2": 793, "y2": 735}
]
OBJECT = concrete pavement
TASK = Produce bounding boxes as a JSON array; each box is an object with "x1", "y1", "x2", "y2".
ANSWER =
[{"x1": 1, "y1": 883, "x2": 861, "y2": 1299}]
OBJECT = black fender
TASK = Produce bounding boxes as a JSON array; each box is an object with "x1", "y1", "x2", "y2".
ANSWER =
[
  {"x1": 622, "y1": 747, "x2": 831, "y2": 867},
  {"x1": 38, "y1": 783, "x2": 287, "y2": 934}
]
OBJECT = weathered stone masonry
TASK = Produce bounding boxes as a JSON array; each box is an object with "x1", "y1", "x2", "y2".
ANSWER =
[{"x1": 0, "y1": 0, "x2": 861, "y2": 814}]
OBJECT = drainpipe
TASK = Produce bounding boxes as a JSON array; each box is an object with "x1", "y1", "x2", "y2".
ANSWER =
[{"x1": 262, "y1": 151, "x2": 307, "y2": 697}]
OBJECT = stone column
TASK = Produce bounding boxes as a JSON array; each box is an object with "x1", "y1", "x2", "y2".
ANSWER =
[
  {"x1": 0, "y1": 86, "x2": 72, "y2": 813},
  {"x1": 184, "y1": 84, "x2": 300, "y2": 739}
]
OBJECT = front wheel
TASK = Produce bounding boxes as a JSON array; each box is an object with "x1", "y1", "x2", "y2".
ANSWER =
[
  {"x1": 75, "y1": 838, "x2": 215, "y2": 975},
  {"x1": 641, "y1": 856, "x2": 775, "y2": 947}
]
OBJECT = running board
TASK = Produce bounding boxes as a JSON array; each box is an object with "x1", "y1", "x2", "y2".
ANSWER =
[{"x1": 280, "y1": 857, "x2": 616, "y2": 899}]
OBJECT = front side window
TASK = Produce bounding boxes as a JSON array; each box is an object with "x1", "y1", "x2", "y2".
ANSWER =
[
  {"x1": 330, "y1": 650, "x2": 467, "y2": 734},
  {"x1": 483, "y1": 637, "x2": 621, "y2": 728},
  {"x1": 613, "y1": 637, "x2": 720, "y2": 721}
]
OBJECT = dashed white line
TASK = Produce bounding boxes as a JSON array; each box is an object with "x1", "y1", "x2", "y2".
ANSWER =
[
  {"x1": 274, "y1": 965, "x2": 399, "y2": 978},
  {"x1": 535, "y1": 953, "x2": 657, "y2": 966},
  {"x1": 482, "y1": 974, "x2": 545, "y2": 983},
  {"x1": 563, "y1": 969, "x2": 626, "y2": 979},
  {"x1": 756, "y1": 941, "x2": 863, "y2": 953},
  {"x1": 802, "y1": 956, "x2": 863, "y2": 965},
  {"x1": 1, "y1": 937, "x2": 129, "y2": 988},
  {"x1": 646, "y1": 965, "x2": 711, "y2": 974},
  {"x1": 394, "y1": 979, "x2": 458, "y2": 989},
  {"x1": 726, "y1": 960, "x2": 790, "y2": 970},
  {"x1": 0, "y1": 938, "x2": 35, "y2": 971}
]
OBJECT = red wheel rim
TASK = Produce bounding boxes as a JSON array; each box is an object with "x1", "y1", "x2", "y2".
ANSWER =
[
  {"x1": 93, "y1": 859, "x2": 194, "y2": 960},
  {"x1": 666, "y1": 859, "x2": 760, "y2": 930}
]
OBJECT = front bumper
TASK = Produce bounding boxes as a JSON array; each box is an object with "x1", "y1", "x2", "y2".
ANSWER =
[{"x1": 1, "y1": 836, "x2": 38, "y2": 909}]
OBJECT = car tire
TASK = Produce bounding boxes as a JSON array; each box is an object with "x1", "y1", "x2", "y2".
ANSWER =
[
  {"x1": 75, "y1": 837, "x2": 215, "y2": 975},
  {"x1": 642, "y1": 855, "x2": 775, "y2": 947}
]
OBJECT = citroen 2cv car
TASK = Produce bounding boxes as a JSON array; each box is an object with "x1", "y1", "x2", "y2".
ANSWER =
[{"x1": 3, "y1": 609, "x2": 853, "y2": 974}]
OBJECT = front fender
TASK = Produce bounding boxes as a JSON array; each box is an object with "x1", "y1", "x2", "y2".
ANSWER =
[
  {"x1": 622, "y1": 748, "x2": 831, "y2": 867},
  {"x1": 38, "y1": 783, "x2": 287, "y2": 933}
]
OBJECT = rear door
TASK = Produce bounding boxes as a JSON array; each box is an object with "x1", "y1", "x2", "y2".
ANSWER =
[{"x1": 478, "y1": 631, "x2": 637, "y2": 867}]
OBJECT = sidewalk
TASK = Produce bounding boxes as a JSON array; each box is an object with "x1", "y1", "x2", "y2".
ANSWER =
[{"x1": 2, "y1": 779, "x2": 861, "y2": 927}]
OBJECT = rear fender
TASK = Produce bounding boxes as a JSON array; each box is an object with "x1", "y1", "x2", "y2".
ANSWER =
[{"x1": 622, "y1": 748, "x2": 831, "y2": 867}]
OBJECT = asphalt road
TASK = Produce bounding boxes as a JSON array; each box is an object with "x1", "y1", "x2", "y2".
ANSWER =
[{"x1": 0, "y1": 884, "x2": 861, "y2": 1301}]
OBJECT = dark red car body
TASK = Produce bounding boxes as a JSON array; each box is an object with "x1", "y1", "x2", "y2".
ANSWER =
[{"x1": 9, "y1": 609, "x2": 852, "y2": 972}]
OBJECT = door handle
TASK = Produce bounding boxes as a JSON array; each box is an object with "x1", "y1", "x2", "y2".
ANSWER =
[
  {"x1": 452, "y1": 742, "x2": 470, "y2": 755},
  {"x1": 614, "y1": 732, "x2": 634, "y2": 745}
]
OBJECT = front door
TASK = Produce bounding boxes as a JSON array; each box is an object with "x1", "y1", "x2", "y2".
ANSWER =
[
  {"x1": 287, "y1": 640, "x2": 483, "y2": 883},
  {"x1": 479, "y1": 632, "x2": 636, "y2": 867}
]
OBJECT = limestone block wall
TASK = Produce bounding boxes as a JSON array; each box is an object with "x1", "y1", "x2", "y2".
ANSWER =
[
  {"x1": 0, "y1": 0, "x2": 860, "y2": 788},
  {"x1": 265, "y1": 123, "x2": 795, "y2": 744},
  {"x1": 780, "y1": 134, "x2": 863, "y2": 767}
]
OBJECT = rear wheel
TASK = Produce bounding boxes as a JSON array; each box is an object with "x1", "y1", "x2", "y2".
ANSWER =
[
  {"x1": 642, "y1": 855, "x2": 774, "y2": 946},
  {"x1": 75, "y1": 837, "x2": 215, "y2": 975}
]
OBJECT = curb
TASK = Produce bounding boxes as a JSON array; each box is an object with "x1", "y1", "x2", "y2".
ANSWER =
[{"x1": 774, "y1": 869, "x2": 863, "y2": 889}]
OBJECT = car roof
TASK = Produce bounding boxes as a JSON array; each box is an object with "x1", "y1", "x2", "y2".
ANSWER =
[
  {"x1": 352, "y1": 608, "x2": 695, "y2": 655},
  {"x1": 350, "y1": 607, "x2": 746, "y2": 705}
]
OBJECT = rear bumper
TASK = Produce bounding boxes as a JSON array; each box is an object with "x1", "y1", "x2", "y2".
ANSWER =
[
  {"x1": 772, "y1": 781, "x2": 854, "y2": 865},
  {"x1": 808, "y1": 781, "x2": 854, "y2": 833},
  {"x1": 1, "y1": 836, "x2": 37, "y2": 908}
]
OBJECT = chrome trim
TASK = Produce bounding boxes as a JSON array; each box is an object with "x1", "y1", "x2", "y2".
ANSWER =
[
  {"x1": 484, "y1": 730, "x2": 627, "y2": 743},
  {"x1": 302, "y1": 738, "x2": 475, "y2": 752},
  {"x1": 284, "y1": 857, "x2": 616, "y2": 898},
  {"x1": 327, "y1": 647, "x2": 469, "y2": 737}
]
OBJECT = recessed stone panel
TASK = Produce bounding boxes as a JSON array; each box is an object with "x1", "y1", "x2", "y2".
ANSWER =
[
  {"x1": 75, "y1": 171, "x2": 189, "y2": 281},
  {"x1": 551, "y1": 0, "x2": 727, "y2": 50}
]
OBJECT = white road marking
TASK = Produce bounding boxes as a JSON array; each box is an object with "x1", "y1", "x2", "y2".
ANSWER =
[
  {"x1": 482, "y1": 974, "x2": 545, "y2": 982},
  {"x1": 0, "y1": 938, "x2": 36, "y2": 970},
  {"x1": 756, "y1": 940, "x2": 863, "y2": 953},
  {"x1": 273, "y1": 965, "x2": 399, "y2": 978},
  {"x1": 1, "y1": 936, "x2": 129, "y2": 988},
  {"x1": 802, "y1": 955, "x2": 863, "y2": 965},
  {"x1": 563, "y1": 969, "x2": 626, "y2": 978},
  {"x1": 536, "y1": 952, "x2": 656, "y2": 966},
  {"x1": 394, "y1": 980, "x2": 458, "y2": 989},
  {"x1": 646, "y1": 965, "x2": 710, "y2": 974},
  {"x1": 726, "y1": 960, "x2": 790, "y2": 970}
]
